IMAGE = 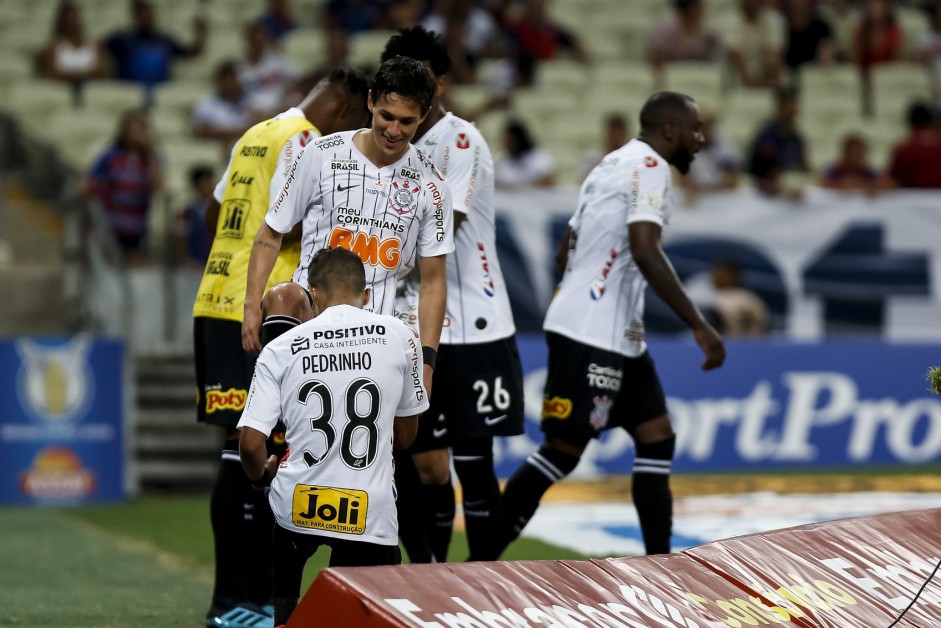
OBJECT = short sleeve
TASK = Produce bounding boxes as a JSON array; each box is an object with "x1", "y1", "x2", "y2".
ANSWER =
[
  {"x1": 213, "y1": 144, "x2": 238, "y2": 203},
  {"x1": 418, "y1": 176, "x2": 455, "y2": 257},
  {"x1": 267, "y1": 128, "x2": 317, "y2": 205},
  {"x1": 395, "y1": 323, "x2": 429, "y2": 417},
  {"x1": 625, "y1": 157, "x2": 670, "y2": 227},
  {"x1": 266, "y1": 143, "x2": 319, "y2": 234},
  {"x1": 237, "y1": 351, "x2": 282, "y2": 436}
]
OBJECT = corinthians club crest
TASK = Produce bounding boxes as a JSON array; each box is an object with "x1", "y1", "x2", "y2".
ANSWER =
[
  {"x1": 16, "y1": 335, "x2": 93, "y2": 422},
  {"x1": 389, "y1": 181, "x2": 419, "y2": 215}
]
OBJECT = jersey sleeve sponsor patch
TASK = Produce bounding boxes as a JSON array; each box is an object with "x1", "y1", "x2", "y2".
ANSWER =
[{"x1": 455, "y1": 132, "x2": 470, "y2": 150}]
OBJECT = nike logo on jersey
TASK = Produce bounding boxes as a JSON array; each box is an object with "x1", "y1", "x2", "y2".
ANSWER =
[
  {"x1": 432, "y1": 427, "x2": 448, "y2": 438},
  {"x1": 336, "y1": 183, "x2": 359, "y2": 192},
  {"x1": 484, "y1": 414, "x2": 508, "y2": 427}
]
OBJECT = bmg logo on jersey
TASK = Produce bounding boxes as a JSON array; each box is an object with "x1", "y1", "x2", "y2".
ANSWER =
[
  {"x1": 328, "y1": 227, "x2": 400, "y2": 270},
  {"x1": 292, "y1": 485, "x2": 368, "y2": 535}
]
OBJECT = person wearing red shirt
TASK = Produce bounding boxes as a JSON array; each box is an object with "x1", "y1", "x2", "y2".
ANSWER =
[{"x1": 889, "y1": 103, "x2": 941, "y2": 189}]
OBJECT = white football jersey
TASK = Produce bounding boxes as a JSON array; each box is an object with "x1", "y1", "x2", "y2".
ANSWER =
[
  {"x1": 398, "y1": 113, "x2": 515, "y2": 344},
  {"x1": 238, "y1": 304, "x2": 429, "y2": 545},
  {"x1": 266, "y1": 130, "x2": 455, "y2": 315},
  {"x1": 543, "y1": 139, "x2": 673, "y2": 357}
]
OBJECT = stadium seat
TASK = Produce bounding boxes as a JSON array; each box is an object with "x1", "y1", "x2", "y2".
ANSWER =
[
  {"x1": 151, "y1": 81, "x2": 205, "y2": 117},
  {"x1": 149, "y1": 107, "x2": 190, "y2": 140},
  {"x1": 448, "y1": 84, "x2": 492, "y2": 117},
  {"x1": 82, "y1": 81, "x2": 147, "y2": 114},
  {"x1": 282, "y1": 28, "x2": 327, "y2": 69},
  {"x1": 48, "y1": 108, "x2": 117, "y2": 168},
  {"x1": 162, "y1": 138, "x2": 226, "y2": 198},
  {"x1": 348, "y1": 30, "x2": 398, "y2": 69},
  {"x1": 537, "y1": 60, "x2": 592, "y2": 94},
  {"x1": 4, "y1": 79, "x2": 75, "y2": 133},
  {"x1": 663, "y1": 62, "x2": 723, "y2": 104}
]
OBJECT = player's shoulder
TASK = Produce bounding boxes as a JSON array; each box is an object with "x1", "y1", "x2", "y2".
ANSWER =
[
  {"x1": 442, "y1": 113, "x2": 488, "y2": 150},
  {"x1": 379, "y1": 313, "x2": 419, "y2": 345},
  {"x1": 410, "y1": 144, "x2": 447, "y2": 183},
  {"x1": 617, "y1": 139, "x2": 668, "y2": 173}
]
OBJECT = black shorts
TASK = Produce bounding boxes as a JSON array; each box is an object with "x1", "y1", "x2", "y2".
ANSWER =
[
  {"x1": 409, "y1": 336, "x2": 525, "y2": 454},
  {"x1": 194, "y1": 317, "x2": 256, "y2": 429},
  {"x1": 271, "y1": 524, "x2": 401, "y2": 601},
  {"x1": 541, "y1": 332, "x2": 668, "y2": 446}
]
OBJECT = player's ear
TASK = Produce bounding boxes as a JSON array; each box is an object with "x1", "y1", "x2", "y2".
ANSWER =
[
  {"x1": 435, "y1": 74, "x2": 447, "y2": 99},
  {"x1": 361, "y1": 287, "x2": 371, "y2": 306},
  {"x1": 662, "y1": 122, "x2": 677, "y2": 143},
  {"x1": 367, "y1": 90, "x2": 375, "y2": 114}
]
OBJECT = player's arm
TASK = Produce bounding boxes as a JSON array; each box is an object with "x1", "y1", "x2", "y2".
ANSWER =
[
  {"x1": 417, "y1": 253, "x2": 446, "y2": 394},
  {"x1": 237, "y1": 356, "x2": 280, "y2": 484},
  {"x1": 629, "y1": 221, "x2": 725, "y2": 371},
  {"x1": 393, "y1": 415, "x2": 419, "y2": 450},
  {"x1": 243, "y1": 146, "x2": 317, "y2": 354},
  {"x1": 206, "y1": 144, "x2": 238, "y2": 235},
  {"x1": 555, "y1": 226, "x2": 572, "y2": 272},
  {"x1": 205, "y1": 198, "x2": 221, "y2": 235}
]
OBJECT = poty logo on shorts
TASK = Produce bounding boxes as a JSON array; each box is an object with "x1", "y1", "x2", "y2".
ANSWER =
[
  {"x1": 328, "y1": 227, "x2": 401, "y2": 269},
  {"x1": 205, "y1": 388, "x2": 248, "y2": 413},
  {"x1": 543, "y1": 396, "x2": 573, "y2": 420}
]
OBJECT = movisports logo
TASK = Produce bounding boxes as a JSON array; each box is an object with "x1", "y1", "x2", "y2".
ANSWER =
[
  {"x1": 292, "y1": 485, "x2": 367, "y2": 535},
  {"x1": 328, "y1": 227, "x2": 401, "y2": 270},
  {"x1": 205, "y1": 388, "x2": 248, "y2": 413},
  {"x1": 542, "y1": 396, "x2": 573, "y2": 420}
]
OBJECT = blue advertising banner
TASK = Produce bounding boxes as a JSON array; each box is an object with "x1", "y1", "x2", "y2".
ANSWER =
[
  {"x1": 493, "y1": 334, "x2": 941, "y2": 478},
  {"x1": 0, "y1": 336, "x2": 124, "y2": 504}
]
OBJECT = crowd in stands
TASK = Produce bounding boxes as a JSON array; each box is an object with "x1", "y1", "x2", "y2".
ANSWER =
[{"x1": 18, "y1": 0, "x2": 941, "y2": 260}]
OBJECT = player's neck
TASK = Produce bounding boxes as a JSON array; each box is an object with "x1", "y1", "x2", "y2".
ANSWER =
[
  {"x1": 316, "y1": 294, "x2": 364, "y2": 312},
  {"x1": 415, "y1": 103, "x2": 446, "y2": 142}
]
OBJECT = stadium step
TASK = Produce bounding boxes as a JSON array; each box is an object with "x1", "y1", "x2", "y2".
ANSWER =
[{"x1": 132, "y1": 351, "x2": 218, "y2": 492}]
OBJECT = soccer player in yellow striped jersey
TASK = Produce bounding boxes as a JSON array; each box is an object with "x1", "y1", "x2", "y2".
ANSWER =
[
  {"x1": 193, "y1": 67, "x2": 369, "y2": 626},
  {"x1": 380, "y1": 27, "x2": 526, "y2": 564}
]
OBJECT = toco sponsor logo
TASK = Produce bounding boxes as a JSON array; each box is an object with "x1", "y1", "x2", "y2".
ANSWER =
[
  {"x1": 328, "y1": 227, "x2": 401, "y2": 269},
  {"x1": 426, "y1": 181, "x2": 446, "y2": 242},
  {"x1": 292, "y1": 485, "x2": 367, "y2": 535},
  {"x1": 205, "y1": 388, "x2": 247, "y2": 413},
  {"x1": 543, "y1": 396, "x2": 573, "y2": 420},
  {"x1": 331, "y1": 159, "x2": 360, "y2": 171},
  {"x1": 587, "y1": 363, "x2": 622, "y2": 391},
  {"x1": 240, "y1": 145, "x2": 267, "y2": 157},
  {"x1": 315, "y1": 136, "x2": 344, "y2": 150}
]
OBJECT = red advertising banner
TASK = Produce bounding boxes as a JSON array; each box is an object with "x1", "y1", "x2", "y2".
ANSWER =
[{"x1": 289, "y1": 509, "x2": 941, "y2": 627}]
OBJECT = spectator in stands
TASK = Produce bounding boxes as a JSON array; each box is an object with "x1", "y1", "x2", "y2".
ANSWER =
[
  {"x1": 507, "y1": 0, "x2": 588, "y2": 87},
  {"x1": 851, "y1": 0, "x2": 903, "y2": 70},
  {"x1": 238, "y1": 21, "x2": 299, "y2": 119},
  {"x1": 708, "y1": 260, "x2": 769, "y2": 337},
  {"x1": 646, "y1": 0, "x2": 719, "y2": 85},
  {"x1": 174, "y1": 165, "x2": 214, "y2": 268},
  {"x1": 783, "y1": 0, "x2": 835, "y2": 77},
  {"x1": 36, "y1": 0, "x2": 107, "y2": 103},
  {"x1": 104, "y1": 0, "x2": 207, "y2": 88},
  {"x1": 193, "y1": 61, "x2": 255, "y2": 151},
  {"x1": 578, "y1": 113, "x2": 630, "y2": 182},
  {"x1": 82, "y1": 109, "x2": 163, "y2": 265},
  {"x1": 819, "y1": 132, "x2": 892, "y2": 194},
  {"x1": 680, "y1": 111, "x2": 741, "y2": 195},
  {"x1": 423, "y1": 0, "x2": 503, "y2": 84},
  {"x1": 495, "y1": 119, "x2": 556, "y2": 189},
  {"x1": 325, "y1": 0, "x2": 386, "y2": 34},
  {"x1": 256, "y1": 0, "x2": 297, "y2": 42},
  {"x1": 819, "y1": 0, "x2": 857, "y2": 62},
  {"x1": 889, "y1": 102, "x2": 941, "y2": 188},
  {"x1": 747, "y1": 85, "x2": 810, "y2": 195},
  {"x1": 919, "y1": 5, "x2": 941, "y2": 99},
  {"x1": 721, "y1": 0, "x2": 785, "y2": 87}
]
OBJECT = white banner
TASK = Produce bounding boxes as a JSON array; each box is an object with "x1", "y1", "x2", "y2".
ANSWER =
[{"x1": 494, "y1": 188, "x2": 941, "y2": 338}]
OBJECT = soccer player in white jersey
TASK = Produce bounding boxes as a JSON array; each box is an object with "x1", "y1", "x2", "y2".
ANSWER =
[
  {"x1": 497, "y1": 92, "x2": 726, "y2": 557},
  {"x1": 242, "y1": 56, "x2": 454, "y2": 403},
  {"x1": 381, "y1": 27, "x2": 526, "y2": 563},
  {"x1": 238, "y1": 247, "x2": 428, "y2": 626}
]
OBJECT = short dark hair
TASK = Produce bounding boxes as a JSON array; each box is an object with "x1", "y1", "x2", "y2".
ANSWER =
[
  {"x1": 307, "y1": 247, "x2": 366, "y2": 293},
  {"x1": 325, "y1": 66, "x2": 371, "y2": 103},
  {"x1": 605, "y1": 113, "x2": 628, "y2": 130},
  {"x1": 380, "y1": 26, "x2": 452, "y2": 77},
  {"x1": 214, "y1": 60, "x2": 239, "y2": 79},
  {"x1": 908, "y1": 102, "x2": 934, "y2": 128},
  {"x1": 639, "y1": 91, "x2": 695, "y2": 132},
  {"x1": 189, "y1": 165, "x2": 214, "y2": 186},
  {"x1": 505, "y1": 119, "x2": 535, "y2": 153},
  {"x1": 371, "y1": 56, "x2": 437, "y2": 113}
]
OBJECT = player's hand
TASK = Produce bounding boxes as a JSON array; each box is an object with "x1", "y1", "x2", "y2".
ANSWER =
[
  {"x1": 693, "y1": 323, "x2": 725, "y2": 371},
  {"x1": 263, "y1": 454, "x2": 278, "y2": 480},
  {"x1": 423, "y1": 364, "x2": 433, "y2": 399},
  {"x1": 242, "y1": 306, "x2": 263, "y2": 355}
]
